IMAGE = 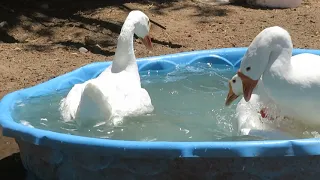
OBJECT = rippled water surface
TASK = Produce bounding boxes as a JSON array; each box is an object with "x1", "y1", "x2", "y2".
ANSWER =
[{"x1": 13, "y1": 63, "x2": 284, "y2": 141}]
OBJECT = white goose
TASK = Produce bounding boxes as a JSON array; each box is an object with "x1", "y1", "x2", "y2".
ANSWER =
[
  {"x1": 237, "y1": 26, "x2": 320, "y2": 127},
  {"x1": 59, "y1": 10, "x2": 154, "y2": 126},
  {"x1": 226, "y1": 74, "x2": 295, "y2": 138},
  {"x1": 225, "y1": 73, "x2": 317, "y2": 139},
  {"x1": 226, "y1": 74, "x2": 279, "y2": 119},
  {"x1": 226, "y1": 53, "x2": 316, "y2": 114}
]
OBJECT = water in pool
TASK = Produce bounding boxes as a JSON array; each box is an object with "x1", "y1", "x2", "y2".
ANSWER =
[{"x1": 13, "y1": 63, "x2": 317, "y2": 141}]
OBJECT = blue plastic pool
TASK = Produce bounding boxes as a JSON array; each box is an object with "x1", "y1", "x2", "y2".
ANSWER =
[{"x1": 1, "y1": 47, "x2": 320, "y2": 179}]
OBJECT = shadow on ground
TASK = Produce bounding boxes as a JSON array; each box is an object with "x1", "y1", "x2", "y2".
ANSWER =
[{"x1": 0, "y1": 0, "x2": 233, "y2": 55}]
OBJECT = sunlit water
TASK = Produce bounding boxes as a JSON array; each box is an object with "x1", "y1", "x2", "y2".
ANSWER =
[{"x1": 13, "y1": 63, "x2": 320, "y2": 142}]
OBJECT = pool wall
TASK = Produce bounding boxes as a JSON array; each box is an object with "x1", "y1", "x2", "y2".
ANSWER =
[{"x1": 1, "y1": 48, "x2": 320, "y2": 179}]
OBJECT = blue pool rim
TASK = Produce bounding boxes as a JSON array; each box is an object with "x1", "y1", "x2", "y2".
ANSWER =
[{"x1": 1, "y1": 47, "x2": 320, "y2": 158}]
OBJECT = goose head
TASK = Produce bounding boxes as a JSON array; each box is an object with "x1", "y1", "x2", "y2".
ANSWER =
[
  {"x1": 225, "y1": 74, "x2": 243, "y2": 106},
  {"x1": 127, "y1": 10, "x2": 153, "y2": 50},
  {"x1": 237, "y1": 26, "x2": 291, "y2": 102}
]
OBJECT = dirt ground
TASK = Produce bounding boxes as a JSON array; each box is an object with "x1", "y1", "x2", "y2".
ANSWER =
[{"x1": 0, "y1": 0, "x2": 320, "y2": 178}]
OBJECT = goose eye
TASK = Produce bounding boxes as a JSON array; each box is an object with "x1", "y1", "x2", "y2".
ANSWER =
[
  {"x1": 232, "y1": 79, "x2": 236, "y2": 83},
  {"x1": 246, "y1": 67, "x2": 251, "y2": 71}
]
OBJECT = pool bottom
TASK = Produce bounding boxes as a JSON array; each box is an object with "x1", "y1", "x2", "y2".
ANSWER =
[{"x1": 18, "y1": 139, "x2": 320, "y2": 180}]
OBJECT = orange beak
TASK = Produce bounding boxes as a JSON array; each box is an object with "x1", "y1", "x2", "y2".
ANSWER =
[
  {"x1": 225, "y1": 81, "x2": 239, "y2": 106},
  {"x1": 141, "y1": 35, "x2": 153, "y2": 50},
  {"x1": 237, "y1": 70, "x2": 259, "y2": 102}
]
